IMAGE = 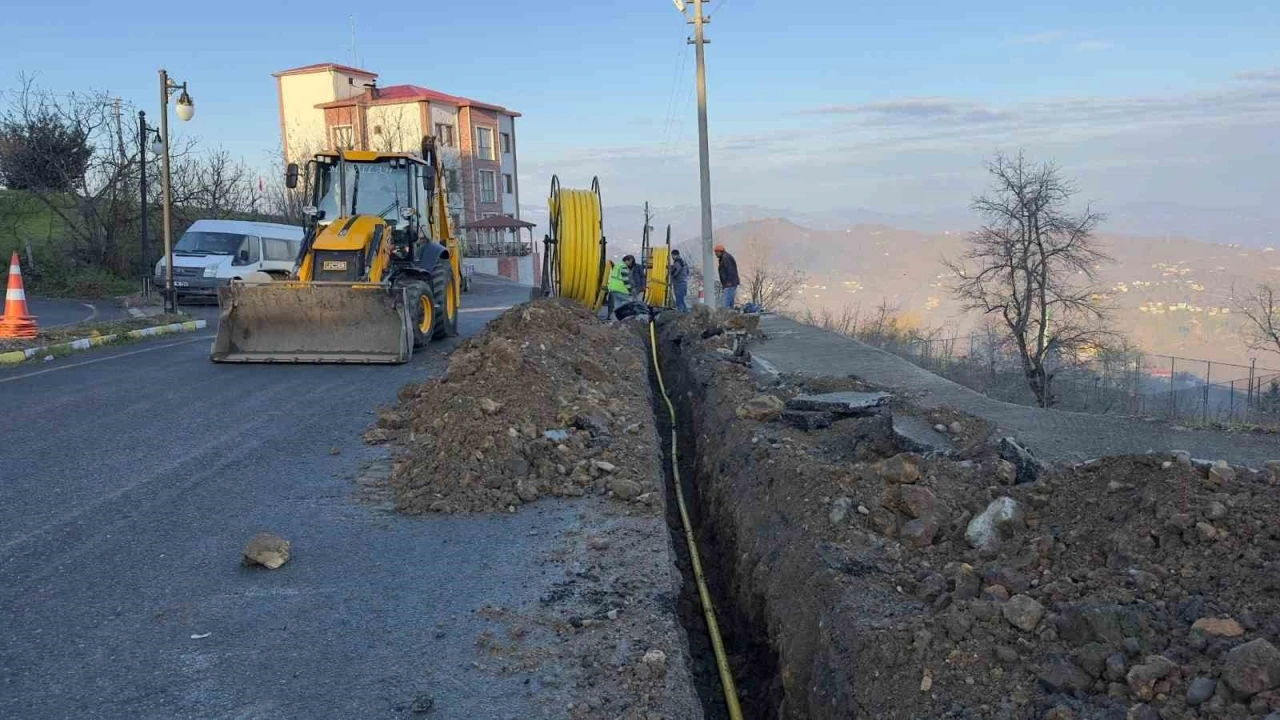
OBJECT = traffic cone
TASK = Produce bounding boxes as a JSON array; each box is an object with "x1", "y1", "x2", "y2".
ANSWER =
[{"x1": 0, "y1": 252, "x2": 38, "y2": 339}]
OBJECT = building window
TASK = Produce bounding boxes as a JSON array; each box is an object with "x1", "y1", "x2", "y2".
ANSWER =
[
  {"x1": 475, "y1": 127, "x2": 494, "y2": 160},
  {"x1": 444, "y1": 169, "x2": 460, "y2": 194},
  {"x1": 451, "y1": 212, "x2": 462, "y2": 233},
  {"x1": 478, "y1": 170, "x2": 496, "y2": 203},
  {"x1": 331, "y1": 125, "x2": 354, "y2": 150},
  {"x1": 500, "y1": 132, "x2": 512, "y2": 154},
  {"x1": 503, "y1": 174, "x2": 514, "y2": 194},
  {"x1": 435, "y1": 123, "x2": 455, "y2": 147}
]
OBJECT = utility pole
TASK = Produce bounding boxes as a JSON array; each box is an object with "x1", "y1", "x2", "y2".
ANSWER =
[
  {"x1": 138, "y1": 110, "x2": 150, "y2": 297},
  {"x1": 689, "y1": 0, "x2": 715, "y2": 305}
]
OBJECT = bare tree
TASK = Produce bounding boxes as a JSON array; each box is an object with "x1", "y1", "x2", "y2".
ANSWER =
[
  {"x1": 1234, "y1": 283, "x2": 1280, "y2": 357},
  {"x1": 741, "y1": 236, "x2": 805, "y2": 310},
  {"x1": 944, "y1": 151, "x2": 1113, "y2": 407}
]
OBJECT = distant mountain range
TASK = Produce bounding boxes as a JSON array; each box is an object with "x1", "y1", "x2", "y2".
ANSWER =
[{"x1": 519, "y1": 201, "x2": 1280, "y2": 254}]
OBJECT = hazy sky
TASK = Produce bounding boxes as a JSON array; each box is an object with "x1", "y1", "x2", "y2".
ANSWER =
[{"x1": 3, "y1": 0, "x2": 1278, "y2": 223}]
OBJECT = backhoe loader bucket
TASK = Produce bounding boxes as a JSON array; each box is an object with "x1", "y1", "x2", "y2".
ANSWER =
[{"x1": 211, "y1": 281, "x2": 412, "y2": 364}]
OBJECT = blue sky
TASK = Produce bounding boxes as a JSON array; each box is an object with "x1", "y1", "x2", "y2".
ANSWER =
[{"x1": 3, "y1": 0, "x2": 1279, "y2": 229}]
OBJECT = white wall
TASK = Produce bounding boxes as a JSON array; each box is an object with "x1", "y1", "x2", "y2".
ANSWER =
[
  {"x1": 498, "y1": 114, "x2": 517, "y2": 216},
  {"x1": 278, "y1": 68, "x2": 374, "y2": 164},
  {"x1": 463, "y1": 255, "x2": 536, "y2": 286}
]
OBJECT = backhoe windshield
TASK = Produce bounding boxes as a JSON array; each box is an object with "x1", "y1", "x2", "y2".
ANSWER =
[{"x1": 315, "y1": 161, "x2": 411, "y2": 224}]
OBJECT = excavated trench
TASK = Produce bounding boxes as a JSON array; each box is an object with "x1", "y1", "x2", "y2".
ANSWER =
[{"x1": 646, "y1": 331, "x2": 783, "y2": 720}]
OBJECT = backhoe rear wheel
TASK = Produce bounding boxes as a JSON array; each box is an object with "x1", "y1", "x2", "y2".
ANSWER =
[{"x1": 431, "y1": 263, "x2": 458, "y2": 339}]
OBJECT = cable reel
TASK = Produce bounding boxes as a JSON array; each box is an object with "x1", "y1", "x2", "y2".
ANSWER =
[{"x1": 540, "y1": 175, "x2": 608, "y2": 311}]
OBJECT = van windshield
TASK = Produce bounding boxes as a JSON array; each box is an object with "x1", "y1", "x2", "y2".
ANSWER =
[{"x1": 174, "y1": 231, "x2": 249, "y2": 256}]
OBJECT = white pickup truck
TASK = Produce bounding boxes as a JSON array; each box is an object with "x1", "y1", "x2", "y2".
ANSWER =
[{"x1": 154, "y1": 219, "x2": 304, "y2": 300}]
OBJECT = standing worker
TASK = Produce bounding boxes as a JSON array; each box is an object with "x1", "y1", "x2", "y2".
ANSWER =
[
  {"x1": 631, "y1": 256, "x2": 647, "y2": 300},
  {"x1": 607, "y1": 254, "x2": 637, "y2": 312},
  {"x1": 669, "y1": 249, "x2": 689, "y2": 311},
  {"x1": 714, "y1": 244, "x2": 739, "y2": 309}
]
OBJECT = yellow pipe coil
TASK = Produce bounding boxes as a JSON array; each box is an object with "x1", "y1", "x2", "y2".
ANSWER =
[
  {"x1": 550, "y1": 186, "x2": 606, "y2": 311},
  {"x1": 644, "y1": 247, "x2": 671, "y2": 307}
]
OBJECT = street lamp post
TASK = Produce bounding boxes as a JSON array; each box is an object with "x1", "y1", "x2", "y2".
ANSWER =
[{"x1": 157, "y1": 69, "x2": 194, "y2": 313}]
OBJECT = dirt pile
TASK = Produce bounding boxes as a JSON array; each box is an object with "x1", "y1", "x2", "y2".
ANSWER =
[
  {"x1": 657, "y1": 307, "x2": 1280, "y2": 719},
  {"x1": 366, "y1": 299, "x2": 662, "y2": 514}
]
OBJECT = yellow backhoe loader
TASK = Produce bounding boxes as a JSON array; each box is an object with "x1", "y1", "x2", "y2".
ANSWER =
[{"x1": 210, "y1": 138, "x2": 461, "y2": 363}]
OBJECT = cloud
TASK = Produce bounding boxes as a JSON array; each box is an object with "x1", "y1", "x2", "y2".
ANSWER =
[
  {"x1": 1072, "y1": 40, "x2": 1115, "y2": 52},
  {"x1": 1005, "y1": 30, "x2": 1064, "y2": 46},
  {"x1": 1236, "y1": 69, "x2": 1280, "y2": 82},
  {"x1": 797, "y1": 98, "x2": 1015, "y2": 125}
]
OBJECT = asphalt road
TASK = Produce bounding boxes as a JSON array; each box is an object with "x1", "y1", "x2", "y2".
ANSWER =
[
  {"x1": 0, "y1": 277, "x2": 601, "y2": 719},
  {"x1": 26, "y1": 298, "x2": 128, "y2": 328}
]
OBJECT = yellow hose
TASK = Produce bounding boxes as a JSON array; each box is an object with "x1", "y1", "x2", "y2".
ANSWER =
[
  {"x1": 644, "y1": 246, "x2": 671, "y2": 307},
  {"x1": 548, "y1": 181, "x2": 606, "y2": 310},
  {"x1": 648, "y1": 319, "x2": 745, "y2": 720}
]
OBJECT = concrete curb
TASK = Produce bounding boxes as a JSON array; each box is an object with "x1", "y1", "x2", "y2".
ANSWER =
[{"x1": 0, "y1": 320, "x2": 207, "y2": 367}]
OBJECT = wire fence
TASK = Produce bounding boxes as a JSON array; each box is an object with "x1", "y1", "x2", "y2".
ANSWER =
[{"x1": 868, "y1": 332, "x2": 1280, "y2": 429}]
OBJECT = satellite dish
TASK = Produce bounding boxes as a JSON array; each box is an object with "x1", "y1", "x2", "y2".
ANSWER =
[{"x1": 673, "y1": 0, "x2": 686, "y2": 11}]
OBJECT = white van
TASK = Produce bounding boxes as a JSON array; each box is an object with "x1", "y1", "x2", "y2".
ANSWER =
[{"x1": 154, "y1": 219, "x2": 305, "y2": 300}]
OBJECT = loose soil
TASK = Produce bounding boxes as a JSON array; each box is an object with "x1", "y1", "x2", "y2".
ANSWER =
[
  {"x1": 658, "y1": 306, "x2": 1280, "y2": 720},
  {"x1": 367, "y1": 299, "x2": 662, "y2": 515}
]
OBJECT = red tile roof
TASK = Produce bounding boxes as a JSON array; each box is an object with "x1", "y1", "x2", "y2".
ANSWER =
[
  {"x1": 316, "y1": 84, "x2": 519, "y2": 116},
  {"x1": 273, "y1": 62, "x2": 378, "y2": 78}
]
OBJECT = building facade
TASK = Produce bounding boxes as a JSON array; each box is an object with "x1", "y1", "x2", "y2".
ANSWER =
[{"x1": 273, "y1": 63, "x2": 525, "y2": 262}]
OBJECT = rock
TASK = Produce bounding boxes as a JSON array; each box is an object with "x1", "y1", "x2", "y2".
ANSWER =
[
  {"x1": 899, "y1": 485, "x2": 940, "y2": 519},
  {"x1": 934, "y1": 423, "x2": 949, "y2": 433},
  {"x1": 573, "y1": 413, "x2": 612, "y2": 437},
  {"x1": 917, "y1": 572, "x2": 948, "y2": 602},
  {"x1": 900, "y1": 517, "x2": 939, "y2": 548},
  {"x1": 785, "y1": 390, "x2": 891, "y2": 415},
  {"x1": 1196, "y1": 522, "x2": 1219, "y2": 542},
  {"x1": 587, "y1": 535, "x2": 611, "y2": 551},
  {"x1": 920, "y1": 669, "x2": 933, "y2": 692},
  {"x1": 870, "y1": 507, "x2": 898, "y2": 536},
  {"x1": 1126, "y1": 704, "x2": 1160, "y2": 720},
  {"x1": 891, "y1": 415, "x2": 952, "y2": 454},
  {"x1": 736, "y1": 395, "x2": 785, "y2": 421},
  {"x1": 983, "y1": 584, "x2": 1011, "y2": 602},
  {"x1": 1206, "y1": 500, "x2": 1228, "y2": 520},
  {"x1": 999, "y1": 437, "x2": 1047, "y2": 483},
  {"x1": 409, "y1": 692, "x2": 436, "y2": 714},
  {"x1": 830, "y1": 497, "x2": 853, "y2": 525},
  {"x1": 609, "y1": 478, "x2": 643, "y2": 501},
  {"x1": 995, "y1": 459, "x2": 1018, "y2": 485},
  {"x1": 966, "y1": 497, "x2": 1025, "y2": 551},
  {"x1": 478, "y1": 397, "x2": 503, "y2": 415},
  {"x1": 1187, "y1": 677, "x2": 1218, "y2": 706},
  {"x1": 1222, "y1": 639, "x2": 1280, "y2": 697},
  {"x1": 953, "y1": 564, "x2": 981, "y2": 601},
  {"x1": 1106, "y1": 653, "x2": 1128, "y2": 682},
  {"x1": 949, "y1": 421, "x2": 964, "y2": 435},
  {"x1": 592, "y1": 460, "x2": 618, "y2": 474},
  {"x1": 1209, "y1": 460, "x2": 1236, "y2": 484},
  {"x1": 996, "y1": 646, "x2": 1020, "y2": 664},
  {"x1": 1126, "y1": 656, "x2": 1178, "y2": 701},
  {"x1": 1038, "y1": 658, "x2": 1094, "y2": 692},
  {"x1": 781, "y1": 410, "x2": 834, "y2": 430},
  {"x1": 856, "y1": 504, "x2": 870, "y2": 516},
  {"x1": 640, "y1": 649, "x2": 668, "y2": 678},
  {"x1": 1072, "y1": 642, "x2": 1111, "y2": 679},
  {"x1": 1193, "y1": 617, "x2": 1245, "y2": 638},
  {"x1": 1172, "y1": 450, "x2": 1193, "y2": 467},
  {"x1": 516, "y1": 480, "x2": 540, "y2": 503},
  {"x1": 242, "y1": 532, "x2": 290, "y2": 569},
  {"x1": 877, "y1": 453, "x2": 922, "y2": 484},
  {"x1": 543, "y1": 428, "x2": 570, "y2": 442},
  {"x1": 1044, "y1": 707, "x2": 1074, "y2": 720},
  {"x1": 1003, "y1": 594, "x2": 1045, "y2": 632}
]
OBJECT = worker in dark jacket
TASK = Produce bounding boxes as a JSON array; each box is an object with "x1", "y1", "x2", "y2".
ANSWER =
[
  {"x1": 669, "y1": 249, "x2": 689, "y2": 311},
  {"x1": 714, "y1": 244, "x2": 739, "y2": 309}
]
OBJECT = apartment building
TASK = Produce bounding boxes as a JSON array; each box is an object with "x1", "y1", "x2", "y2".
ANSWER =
[{"x1": 273, "y1": 63, "x2": 523, "y2": 247}]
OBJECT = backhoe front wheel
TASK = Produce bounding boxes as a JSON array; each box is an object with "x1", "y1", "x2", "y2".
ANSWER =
[
  {"x1": 401, "y1": 280, "x2": 436, "y2": 349},
  {"x1": 431, "y1": 263, "x2": 458, "y2": 339}
]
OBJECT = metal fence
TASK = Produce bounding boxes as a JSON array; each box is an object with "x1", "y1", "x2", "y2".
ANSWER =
[{"x1": 871, "y1": 333, "x2": 1280, "y2": 429}]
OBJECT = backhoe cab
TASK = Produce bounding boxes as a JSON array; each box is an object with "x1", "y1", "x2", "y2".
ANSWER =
[{"x1": 210, "y1": 139, "x2": 461, "y2": 364}]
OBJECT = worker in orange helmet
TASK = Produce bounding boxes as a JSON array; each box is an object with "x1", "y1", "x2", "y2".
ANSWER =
[{"x1": 713, "y1": 243, "x2": 739, "y2": 309}]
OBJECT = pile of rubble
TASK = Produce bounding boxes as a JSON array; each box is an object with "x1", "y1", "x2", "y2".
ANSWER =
[
  {"x1": 657, "y1": 306, "x2": 1280, "y2": 719},
  {"x1": 366, "y1": 299, "x2": 662, "y2": 514}
]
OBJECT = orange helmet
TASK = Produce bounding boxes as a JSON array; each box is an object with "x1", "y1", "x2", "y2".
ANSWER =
[{"x1": 713, "y1": 243, "x2": 725, "y2": 253}]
